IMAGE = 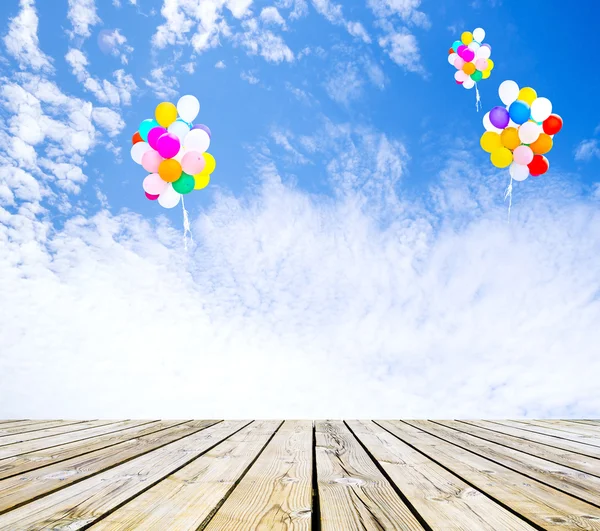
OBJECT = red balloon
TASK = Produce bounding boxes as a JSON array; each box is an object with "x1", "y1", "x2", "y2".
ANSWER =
[
  {"x1": 543, "y1": 114, "x2": 563, "y2": 135},
  {"x1": 145, "y1": 192, "x2": 159, "y2": 200},
  {"x1": 132, "y1": 131, "x2": 143, "y2": 145},
  {"x1": 528, "y1": 155, "x2": 549, "y2": 177},
  {"x1": 455, "y1": 80, "x2": 463, "y2": 85}
]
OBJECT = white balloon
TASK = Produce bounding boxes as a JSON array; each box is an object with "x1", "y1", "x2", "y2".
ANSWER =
[
  {"x1": 158, "y1": 184, "x2": 181, "y2": 209},
  {"x1": 130, "y1": 142, "x2": 151, "y2": 164},
  {"x1": 173, "y1": 147, "x2": 186, "y2": 163},
  {"x1": 476, "y1": 46, "x2": 491, "y2": 60},
  {"x1": 509, "y1": 162, "x2": 529, "y2": 182},
  {"x1": 530, "y1": 97, "x2": 553, "y2": 122},
  {"x1": 168, "y1": 120, "x2": 190, "y2": 143},
  {"x1": 498, "y1": 80, "x2": 520, "y2": 106},
  {"x1": 184, "y1": 128, "x2": 210, "y2": 153},
  {"x1": 483, "y1": 112, "x2": 501, "y2": 133},
  {"x1": 507, "y1": 119, "x2": 519, "y2": 129},
  {"x1": 177, "y1": 95, "x2": 200, "y2": 123},
  {"x1": 463, "y1": 77, "x2": 475, "y2": 89},
  {"x1": 468, "y1": 42, "x2": 480, "y2": 52},
  {"x1": 473, "y1": 27, "x2": 485, "y2": 43},
  {"x1": 455, "y1": 70, "x2": 468, "y2": 82},
  {"x1": 448, "y1": 53, "x2": 458, "y2": 65},
  {"x1": 518, "y1": 122, "x2": 541, "y2": 144}
]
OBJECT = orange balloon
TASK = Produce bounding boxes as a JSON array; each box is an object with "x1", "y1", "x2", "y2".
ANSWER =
[
  {"x1": 462, "y1": 62, "x2": 476, "y2": 75},
  {"x1": 158, "y1": 159, "x2": 182, "y2": 182},
  {"x1": 448, "y1": 48, "x2": 454, "y2": 55},
  {"x1": 530, "y1": 133, "x2": 553, "y2": 155},
  {"x1": 132, "y1": 131, "x2": 142, "y2": 145},
  {"x1": 501, "y1": 127, "x2": 520, "y2": 150}
]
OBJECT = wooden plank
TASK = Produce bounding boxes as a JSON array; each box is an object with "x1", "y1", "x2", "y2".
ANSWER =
[
  {"x1": 348, "y1": 420, "x2": 533, "y2": 530},
  {"x1": 315, "y1": 420, "x2": 424, "y2": 530},
  {"x1": 488, "y1": 420, "x2": 600, "y2": 451},
  {"x1": 0, "y1": 420, "x2": 171, "y2": 480},
  {"x1": 0, "y1": 420, "x2": 252, "y2": 530},
  {"x1": 0, "y1": 421, "x2": 26, "y2": 426},
  {"x1": 0, "y1": 421, "x2": 84, "y2": 438},
  {"x1": 0, "y1": 420, "x2": 119, "y2": 448},
  {"x1": 406, "y1": 420, "x2": 600, "y2": 507},
  {"x1": 204, "y1": 420, "x2": 312, "y2": 531},
  {"x1": 454, "y1": 421, "x2": 600, "y2": 474},
  {"x1": 85, "y1": 421, "x2": 280, "y2": 531},
  {"x1": 528, "y1": 420, "x2": 600, "y2": 438},
  {"x1": 380, "y1": 420, "x2": 600, "y2": 530},
  {"x1": 0, "y1": 420, "x2": 219, "y2": 514}
]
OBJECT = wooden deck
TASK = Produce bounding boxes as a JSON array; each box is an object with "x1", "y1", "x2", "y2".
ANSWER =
[{"x1": 0, "y1": 420, "x2": 599, "y2": 529}]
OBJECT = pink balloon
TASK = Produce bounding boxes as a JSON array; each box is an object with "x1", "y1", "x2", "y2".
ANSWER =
[
  {"x1": 181, "y1": 151, "x2": 206, "y2": 175},
  {"x1": 462, "y1": 49, "x2": 475, "y2": 62},
  {"x1": 454, "y1": 70, "x2": 468, "y2": 82},
  {"x1": 147, "y1": 127, "x2": 167, "y2": 150},
  {"x1": 475, "y1": 58, "x2": 489, "y2": 71},
  {"x1": 145, "y1": 192, "x2": 159, "y2": 201},
  {"x1": 454, "y1": 56, "x2": 465, "y2": 70},
  {"x1": 513, "y1": 145, "x2": 534, "y2": 165},
  {"x1": 141, "y1": 150, "x2": 163, "y2": 173},
  {"x1": 143, "y1": 173, "x2": 168, "y2": 195},
  {"x1": 156, "y1": 133, "x2": 181, "y2": 159}
]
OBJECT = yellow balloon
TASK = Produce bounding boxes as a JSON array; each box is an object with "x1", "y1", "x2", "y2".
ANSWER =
[
  {"x1": 155, "y1": 102, "x2": 178, "y2": 128},
  {"x1": 501, "y1": 127, "x2": 520, "y2": 150},
  {"x1": 490, "y1": 147, "x2": 513, "y2": 168},
  {"x1": 461, "y1": 31, "x2": 473, "y2": 45},
  {"x1": 487, "y1": 59, "x2": 494, "y2": 71},
  {"x1": 194, "y1": 173, "x2": 211, "y2": 190},
  {"x1": 199, "y1": 152, "x2": 216, "y2": 175},
  {"x1": 480, "y1": 132, "x2": 502, "y2": 153},
  {"x1": 518, "y1": 87, "x2": 537, "y2": 105},
  {"x1": 482, "y1": 70, "x2": 491, "y2": 79}
]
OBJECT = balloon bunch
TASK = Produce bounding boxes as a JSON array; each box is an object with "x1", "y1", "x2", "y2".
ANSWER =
[
  {"x1": 480, "y1": 80, "x2": 563, "y2": 181},
  {"x1": 448, "y1": 28, "x2": 494, "y2": 97},
  {"x1": 130, "y1": 95, "x2": 216, "y2": 209}
]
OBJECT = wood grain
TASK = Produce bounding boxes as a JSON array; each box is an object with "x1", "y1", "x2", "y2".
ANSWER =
[{"x1": 0, "y1": 421, "x2": 84, "y2": 438}]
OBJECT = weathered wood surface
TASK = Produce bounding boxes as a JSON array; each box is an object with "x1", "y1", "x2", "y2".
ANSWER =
[{"x1": 0, "y1": 419, "x2": 597, "y2": 530}]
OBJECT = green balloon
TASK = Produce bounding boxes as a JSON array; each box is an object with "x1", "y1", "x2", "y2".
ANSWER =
[
  {"x1": 172, "y1": 173, "x2": 195, "y2": 194},
  {"x1": 471, "y1": 70, "x2": 483, "y2": 82},
  {"x1": 139, "y1": 119, "x2": 159, "y2": 141}
]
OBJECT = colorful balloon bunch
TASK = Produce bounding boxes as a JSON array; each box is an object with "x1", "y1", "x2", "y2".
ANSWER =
[
  {"x1": 480, "y1": 80, "x2": 563, "y2": 181},
  {"x1": 130, "y1": 95, "x2": 216, "y2": 209},
  {"x1": 448, "y1": 28, "x2": 494, "y2": 90}
]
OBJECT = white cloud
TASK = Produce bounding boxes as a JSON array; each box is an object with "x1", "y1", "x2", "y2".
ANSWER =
[
  {"x1": 98, "y1": 29, "x2": 134, "y2": 64},
  {"x1": 575, "y1": 139, "x2": 600, "y2": 162},
  {"x1": 92, "y1": 107, "x2": 125, "y2": 137},
  {"x1": 378, "y1": 30, "x2": 423, "y2": 74},
  {"x1": 367, "y1": 0, "x2": 430, "y2": 28},
  {"x1": 182, "y1": 61, "x2": 195, "y2": 74},
  {"x1": 325, "y1": 62, "x2": 363, "y2": 105},
  {"x1": 311, "y1": 0, "x2": 371, "y2": 43},
  {"x1": 260, "y1": 6, "x2": 286, "y2": 27},
  {"x1": 236, "y1": 18, "x2": 294, "y2": 63},
  {"x1": 285, "y1": 82, "x2": 313, "y2": 106},
  {"x1": 215, "y1": 60, "x2": 226, "y2": 68},
  {"x1": 277, "y1": 0, "x2": 308, "y2": 19},
  {"x1": 3, "y1": 0, "x2": 53, "y2": 73},
  {"x1": 67, "y1": 0, "x2": 101, "y2": 39},
  {"x1": 143, "y1": 66, "x2": 179, "y2": 99},
  {"x1": 240, "y1": 70, "x2": 259, "y2": 84}
]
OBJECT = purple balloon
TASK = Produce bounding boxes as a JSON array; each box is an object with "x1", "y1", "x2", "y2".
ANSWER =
[
  {"x1": 192, "y1": 124, "x2": 212, "y2": 138},
  {"x1": 462, "y1": 49, "x2": 475, "y2": 62},
  {"x1": 156, "y1": 132, "x2": 181, "y2": 159},
  {"x1": 147, "y1": 127, "x2": 167, "y2": 150},
  {"x1": 489, "y1": 106, "x2": 510, "y2": 129}
]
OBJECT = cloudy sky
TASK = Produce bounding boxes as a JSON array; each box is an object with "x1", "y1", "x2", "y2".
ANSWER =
[{"x1": 1, "y1": 0, "x2": 599, "y2": 419}]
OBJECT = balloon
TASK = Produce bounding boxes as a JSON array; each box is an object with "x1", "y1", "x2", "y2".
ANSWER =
[
  {"x1": 141, "y1": 149, "x2": 163, "y2": 173},
  {"x1": 518, "y1": 121, "x2": 541, "y2": 144},
  {"x1": 455, "y1": 71, "x2": 468, "y2": 83},
  {"x1": 132, "y1": 132, "x2": 142, "y2": 145},
  {"x1": 473, "y1": 27, "x2": 485, "y2": 43},
  {"x1": 181, "y1": 151, "x2": 206, "y2": 175},
  {"x1": 486, "y1": 59, "x2": 494, "y2": 71},
  {"x1": 483, "y1": 111, "x2": 501, "y2": 133},
  {"x1": 143, "y1": 173, "x2": 168, "y2": 195},
  {"x1": 462, "y1": 49, "x2": 475, "y2": 62},
  {"x1": 454, "y1": 56, "x2": 465, "y2": 70},
  {"x1": 471, "y1": 70, "x2": 483, "y2": 82},
  {"x1": 482, "y1": 70, "x2": 491, "y2": 79},
  {"x1": 158, "y1": 158, "x2": 183, "y2": 182},
  {"x1": 131, "y1": 142, "x2": 151, "y2": 164},
  {"x1": 173, "y1": 147, "x2": 186, "y2": 163},
  {"x1": 448, "y1": 47, "x2": 454, "y2": 55},
  {"x1": 517, "y1": 87, "x2": 537, "y2": 105},
  {"x1": 477, "y1": 44, "x2": 491, "y2": 59},
  {"x1": 461, "y1": 31, "x2": 473, "y2": 45},
  {"x1": 155, "y1": 102, "x2": 178, "y2": 128},
  {"x1": 490, "y1": 147, "x2": 513, "y2": 168},
  {"x1": 513, "y1": 145, "x2": 534, "y2": 165},
  {"x1": 145, "y1": 192, "x2": 159, "y2": 201},
  {"x1": 139, "y1": 119, "x2": 159, "y2": 141},
  {"x1": 457, "y1": 44, "x2": 467, "y2": 57},
  {"x1": 194, "y1": 173, "x2": 211, "y2": 190},
  {"x1": 489, "y1": 106, "x2": 510, "y2": 129},
  {"x1": 463, "y1": 62, "x2": 476, "y2": 75},
  {"x1": 177, "y1": 95, "x2": 200, "y2": 123},
  {"x1": 158, "y1": 183, "x2": 181, "y2": 208},
  {"x1": 200, "y1": 153, "x2": 216, "y2": 175},
  {"x1": 501, "y1": 127, "x2": 520, "y2": 150},
  {"x1": 452, "y1": 40, "x2": 462, "y2": 52},
  {"x1": 168, "y1": 119, "x2": 191, "y2": 143},
  {"x1": 172, "y1": 173, "x2": 195, "y2": 194},
  {"x1": 448, "y1": 53, "x2": 458, "y2": 65},
  {"x1": 156, "y1": 132, "x2": 181, "y2": 159},
  {"x1": 463, "y1": 78, "x2": 475, "y2": 89},
  {"x1": 480, "y1": 131, "x2": 502, "y2": 153},
  {"x1": 468, "y1": 42, "x2": 480, "y2": 53},
  {"x1": 498, "y1": 80, "x2": 520, "y2": 105},
  {"x1": 509, "y1": 162, "x2": 529, "y2": 182},
  {"x1": 530, "y1": 97, "x2": 552, "y2": 122},
  {"x1": 184, "y1": 128, "x2": 210, "y2": 153},
  {"x1": 475, "y1": 58, "x2": 488, "y2": 71},
  {"x1": 456, "y1": 80, "x2": 463, "y2": 85},
  {"x1": 530, "y1": 133, "x2": 553, "y2": 154},
  {"x1": 147, "y1": 127, "x2": 167, "y2": 150},
  {"x1": 543, "y1": 114, "x2": 563, "y2": 135},
  {"x1": 508, "y1": 101, "x2": 530, "y2": 124},
  {"x1": 528, "y1": 155, "x2": 549, "y2": 176}
]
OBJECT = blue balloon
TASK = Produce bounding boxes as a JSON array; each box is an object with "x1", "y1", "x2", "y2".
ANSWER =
[
  {"x1": 139, "y1": 119, "x2": 159, "y2": 142},
  {"x1": 509, "y1": 101, "x2": 531, "y2": 125},
  {"x1": 452, "y1": 40, "x2": 462, "y2": 52}
]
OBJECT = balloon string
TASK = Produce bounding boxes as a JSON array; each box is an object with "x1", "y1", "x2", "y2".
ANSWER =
[
  {"x1": 182, "y1": 196, "x2": 193, "y2": 251},
  {"x1": 475, "y1": 83, "x2": 482, "y2": 112},
  {"x1": 504, "y1": 175, "x2": 513, "y2": 224}
]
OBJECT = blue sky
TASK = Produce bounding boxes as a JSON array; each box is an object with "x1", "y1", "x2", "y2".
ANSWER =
[{"x1": 1, "y1": 0, "x2": 600, "y2": 418}]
